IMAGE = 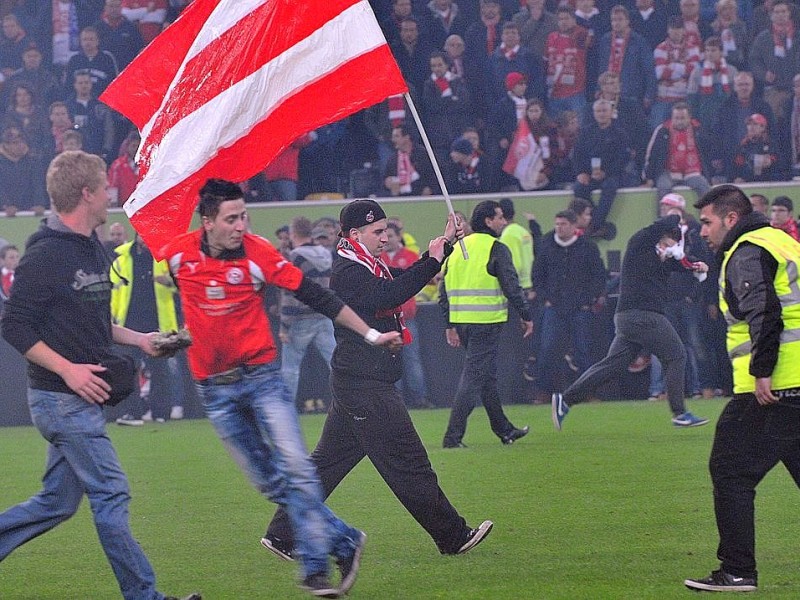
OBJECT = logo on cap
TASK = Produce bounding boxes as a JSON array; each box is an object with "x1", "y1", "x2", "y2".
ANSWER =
[{"x1": 366, "y1": 210, "x2": 375, "y2": 223}]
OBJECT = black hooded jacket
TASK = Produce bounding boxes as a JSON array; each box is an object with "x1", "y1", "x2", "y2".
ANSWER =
[{"x1": 1, "y1": 216, "x2": 116, "y2": 393}]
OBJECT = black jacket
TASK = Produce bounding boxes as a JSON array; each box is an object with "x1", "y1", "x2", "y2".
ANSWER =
[
  {"x1": 532, "y1": 233, "x2": 606, "y2": 312},
  {"x1": 617, "y1": 215, "x2": 686, "y2": 315},
  {"x1": 1, "y1": 216, "x2": 115, "y2": 393},
  {"x1": 330, "y1": 247, "x2": 450, "y2": 384},
  {"x1": 643, "y1": 120, "x2": 715, "y2": 181}
]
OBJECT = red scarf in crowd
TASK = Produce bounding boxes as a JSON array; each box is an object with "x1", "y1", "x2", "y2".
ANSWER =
[
  {"x1": 387, "y1": 94, "x2": 405, "y2": 127},
  {"x1": 699, "y1": 57, "x2": 731, "y2": 94},
  {"x1": 482, "y1": 13, "x2": 501, "y2": 54},
  {"x1": 432, "y1": 70, "x2": 454, "y2": 97},
  {"x1": 336, "y1": 237, "x2": 412, "y2": 344},
  {"x1": 667, "y1": 119, "x2": 701, "y2": 176},
  {"x1": 608, "y1": 31, "x2": 629, "y2": 74},
  {"x1": 396, "y1": 151, "x2": 419, "y2": 194},
  {"x1": 500, "y1": 42, "x2": 519, "y2": 60},
  {"x1": 773, "y1": 21, "x2": 795, "y2": 53}
]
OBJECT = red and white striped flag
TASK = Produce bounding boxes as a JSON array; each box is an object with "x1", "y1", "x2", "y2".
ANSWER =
[{"x1": 101, "y1": 0, "x2": 407, "y2": 257}]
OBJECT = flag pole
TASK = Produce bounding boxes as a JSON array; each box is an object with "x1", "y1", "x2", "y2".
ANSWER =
[{"x1": 403, "y1": 92, "x2": 468, "y2": 259}]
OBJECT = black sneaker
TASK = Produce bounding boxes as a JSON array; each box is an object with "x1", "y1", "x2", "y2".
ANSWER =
[
  {"x1": 501, "y1": 425, "x2": 529, "y2": 445},
  {"x1": 163, "y1": 594, "x2": 202, "y2": 600},
  {"x1": 684, "y1": 569, "x2": 757, "y2": 592},
  {"x1": 441, "y1": 520, "x2": 493, "y2": 555},
  {"x1": 300, "y1": 573, "x2": 340, "y2": 598},
  {"x1": 336, "y1": 530, "x2": 366, "y2": 595},
  {"x1": 443, "y1": 440, "x2": 468, "y2": 449},
  {"x1": 260, "y1": 534, "x2": 294, "y2": 561}
]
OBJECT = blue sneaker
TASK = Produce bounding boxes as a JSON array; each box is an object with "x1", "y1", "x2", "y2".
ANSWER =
[
  {"x1": 671, "y1": 412, "x2": 709, "y2": 427},
  {"x1": 551, "y1": 393, "x2": 569, "y2": 431}
]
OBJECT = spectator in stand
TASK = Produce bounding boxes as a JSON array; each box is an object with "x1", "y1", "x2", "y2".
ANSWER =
[
  {"x1": 589, "y1": 70, "x2": 650, "y2": 185},
  {"x1": 573, "y1": 99, "x2": 629, "y2": 239},
  {"x1": 545, "y1": 7, "x2": 589, "y2": 118},
  {"x1": 512, "y1": 0, "x2": 557, "y2": 60},
  {"x1": 423, "y1": 0, "x2": 469, "y2": 50},
  {"x1": 731, "y1": 113, "x2": 785, "y2": 182},
  {"x1": 486, "y1": 71, "x2": 528, "y2": 189},
  {"x1": 644, "y1": 102, "x2": 712, "y2": 203},
  {"x1": 4, "y1": 43, "x2": 61, "y2": 110},
  {"x1": 4, "y1": 82, "x2": 49, "y2": 159},
  {"x1": 550, "y1": 109, "x2": 580, "y2": 187},
  {"x1": 107, "y1": 129, "x2": 139, "y2": 204},
  {"x1": 380, "y1": 221, "x2": 430, "y2": 409},
  {"x1": 444, "y1": 34, "x2": 466, "y2": 79},
  {"x1": 678, "y1": 0, "x2": 712, "y2": 49},
  {"x1": 0, "y1": 125, "x2": 47, "y2": 215},
  {"x1": 575, "y1": 0, "x2": 610, "y2": 97},
  {"x1": 687, "y1": 36, "x2": 738, "y2": 134},
  {"x1": 380, "y1": 0, "x2": 417, "y2": 45},
  {"x1": 749, "y1": 193, "x2": 770, "y2": 216},
  {"x1": 0, "y1": 13, "x2": 29, "y2": 79},
  {"x1": 769, "y1": 195, "x2": 800, "y2": 240},
  {"x1": 503, "y1": 98, "x2": 558, "y2": 191},
  {"x1": 487, "y1": 21, "x2": 546, "y2": 103},
  {"x1": 363, "y1": 87, "x2": 419, "y2": 177},
  {"x1": 447, "y1": 136, "x2": 499, "y2": 194},
  {"x1": 95, "y1": 0, "x2": 144, "y2": 71},
  {"x1": 0, "y1": 243, "x2": 19, "y2": 299},
  {"x1": 261, "y1": 132, "x2": 315, "y2": 202},
  {"x1": 391, "y1": 17, "x2": 435, "y2": 93},
  {"x1": 121, "y1": 0, "x2": 167, "y2": 44},
  {"x1": 463, "y1": 0, "x2": 503, "y2": 117},
  {"x1": 749, "y1": 0, "x2": 800, "y2": 122},
  {"x1": 278, "y1": 216, "x2": 337, "y2": 411},
  {"x1": 532, "y1": 209, "x2": 606, "y2": 399},
  {"x1": 630, "y1": 0, "x2": 669, "y2": 50},
  {"x1": 65, "y1": 25, "x2": 119, "y2": 100},
  {"x1": 47, "y1": 0, "x2": 106, "y2": 73},
  {"x1": 750, "y1": 0, "x2": 800, "y2": 42},
  {"x1": 651, "y1": 16, "x2": 701, "y2": 130},
  {"x1": 45, "y1": 100, "x2": 75, "y2": 161},
  {"x1": 421, "y1": 50, "x2": 472, "y2": 167},
  {"x1": 383, "y1": 123, "x2": 438, "y2": 196},
  {"x1": 788, "y1": 73, "x2": 800, "y2": 176},
  {"x1": 595, "y1": 5, "x2": 657, "y2": 110},
  {"x1": 716, "y1": 71, "x2": 776, "y2": 178},
  {"x1": 65, "y1": 72, "x2": 114, "y2": 161},
  {"x1": 709, "y1": 0, "x2": 749, "y2": 71}
]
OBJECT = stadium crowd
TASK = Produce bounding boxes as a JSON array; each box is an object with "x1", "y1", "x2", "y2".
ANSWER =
[{"x1": 0, "y1": 0, "x2": 800, "y2": 218}]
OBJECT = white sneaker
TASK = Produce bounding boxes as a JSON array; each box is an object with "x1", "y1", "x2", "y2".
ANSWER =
[
  {"x1": 116, "y1": 414, "x2": 144, "y2": 427},
  {"x1": 141, "y1": 410, "x2": 153, "y2": 422},
  {"x1": 170, "y1": 405, "x2": 184, "y2": 420}
]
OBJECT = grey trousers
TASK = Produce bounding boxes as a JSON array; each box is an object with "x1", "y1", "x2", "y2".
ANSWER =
[{"x1": 563, "y1": 309, "x2": 688, "y2": 415}]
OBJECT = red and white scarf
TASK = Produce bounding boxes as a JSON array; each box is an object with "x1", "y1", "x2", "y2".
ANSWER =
[
  {"x1": 336, "y1": 237, "x2": 411, "y2": 344},
  {"x1": 500, "y1": 42, "x2": 519, "y2": 60},
  {"x1": 667, "y1": 119, "x2": 701, "y2": 177},
  {"x1": 387, "y1": 94, "x2": 405, "y2": 127},
  {"x1": 397, "y1": 151, "x2": 420, "y2": 194},
  {"x1": 432, "y1": 70, "x2": 454, "y2": 97},
  {"x1": 773, "y1": 21, "x2": 795, "y2": 54},
  {"x1": 699, "y1": 57, "x2": 731, "y2": 94},
  {"x1": 608, "y1": 31, "x2": 629, "y2": 74}
]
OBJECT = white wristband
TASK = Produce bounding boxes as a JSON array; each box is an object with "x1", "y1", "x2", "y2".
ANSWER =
[{"x1": 364, "y1": 328, "x2": 381, "y2": 345}]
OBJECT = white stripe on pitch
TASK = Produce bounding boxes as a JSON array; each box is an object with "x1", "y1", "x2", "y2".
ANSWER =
[{"x1": 126, "y1": 1, "x2": 385, "y2": 217}]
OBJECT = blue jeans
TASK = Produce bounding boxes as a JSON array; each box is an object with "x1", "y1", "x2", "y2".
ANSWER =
[
  {"x1": 281, "y1": 318, "x2": 335, "y2": 402},
  {"x1": 535, "y1": 306, "x2": 593, "y2": 393},
  {"x1": 397, "y1": 319, "x2": 428, "y2": 406},
  {"x1": 195, "y1": 362, "x2": 359, "y2": 577},
  {"x1": 0, "y1": 389, "x2": 163, "y2": 600},
  {"x1": 265, "y1": 178, "x2": 298, "y2": 202}
]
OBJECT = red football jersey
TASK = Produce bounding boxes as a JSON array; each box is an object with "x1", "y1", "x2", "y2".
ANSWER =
[{"x1": 163, "y1": 230, "x2": 303, "y2": 380}]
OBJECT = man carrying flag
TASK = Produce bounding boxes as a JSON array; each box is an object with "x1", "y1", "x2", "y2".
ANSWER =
[
  {"x1": 261, "y1": 199, "x2": 494, "y2": 562},
  {"x1": 161, "y1": 179, "x2": 403, "y2": 597}
]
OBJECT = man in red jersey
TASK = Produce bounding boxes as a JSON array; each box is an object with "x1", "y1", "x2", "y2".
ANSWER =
[{"x1": 160, "y1": 179, "x2": 400, "y2": 598}]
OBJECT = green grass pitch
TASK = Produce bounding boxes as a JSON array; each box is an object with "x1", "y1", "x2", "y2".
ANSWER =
[{"x1": 0, "y1": 400, "x2": 798, "y2": 599}]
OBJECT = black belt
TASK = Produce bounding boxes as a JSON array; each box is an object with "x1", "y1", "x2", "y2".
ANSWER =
[{"x1": 199, "y1": 364, "x2": 263, "y2": 386}]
